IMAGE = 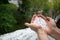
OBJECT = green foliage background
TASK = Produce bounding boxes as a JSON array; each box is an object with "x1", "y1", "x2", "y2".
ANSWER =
[
  {"x1": 0, "y1": 4, "x2": 19, "y2": 35},
  {"x1": 0, "y1": 0, "x2": 60, "y2": 35},
  {"x1": 0, "y1": 0, "x2": 9, "y2": 4},
  {"x1": 20, "y1": 0, "x2": 60, "y2": 18}
]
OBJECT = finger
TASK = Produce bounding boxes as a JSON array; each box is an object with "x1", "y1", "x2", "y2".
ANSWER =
[
  {"x1": 47, "y1": 17, "x2": 54, "y2": 21},
  {"x1": 25, "y1": 23, "x2": 36, "y2": 28},
  {"x1": 37, "y1": 14, "x2": 47, "y2": 21},
  {"x1": 25, "y1": 23, "x2": 42, "y2": 28},
  {"x1": 46, "y1": 17, "x2": 51, "y2": 21},
  {"x1": 25, "y1": 23, "x2": 31, "y2": 27},
  {"x1": 31, "y1": 14, "x2": 37, "y2": 23}
]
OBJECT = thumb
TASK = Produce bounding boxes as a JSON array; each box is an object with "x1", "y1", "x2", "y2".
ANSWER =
[
  {"x1": 25, "y1": 23, "x2": 42, "y2": 28},
  {"x1": 25, "y1": 23, "x2": 32, "y2": 27}
]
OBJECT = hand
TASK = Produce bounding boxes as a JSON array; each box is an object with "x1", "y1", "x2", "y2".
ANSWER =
[
  {"x1": 25, "y1": 14, "x2": 48, "y2": 32},
  {"x1": 25, "y1": 14, "x2": 42, "y2": 32},
  {"x1": 25, "y1": 14, "x2": 49, "y2": 40},
  {"x1": 44, "y1": 17, "x2": 57, "y2": 34},
  {"x1": 25, "y1": 14, "x2": 60, "y2": 40},
  {"x1": 45, "y1": 17, "x2": 60, "y2": 40}
]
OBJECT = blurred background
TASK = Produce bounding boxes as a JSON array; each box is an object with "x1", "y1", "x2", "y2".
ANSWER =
[{"x1": 0, "y1": 0, "x2": 60, "y2": 35}]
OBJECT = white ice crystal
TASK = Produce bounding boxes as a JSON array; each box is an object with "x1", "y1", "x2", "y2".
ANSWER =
[{"x1": 33, "y1": 16, "x2": 46, "y2": 29}]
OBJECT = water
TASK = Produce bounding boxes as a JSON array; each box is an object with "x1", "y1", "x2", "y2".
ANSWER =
[{"x1": 0, "y1": 28, "x2": 55, "y2": 40}]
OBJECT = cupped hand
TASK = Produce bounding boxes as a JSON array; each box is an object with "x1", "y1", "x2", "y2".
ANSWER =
[
  {"x1": 44, "y1": 17, "x2": 57, "y2": 34},
  {"x1": 25, "y1": 14, "x2": 46, "y2": 32},
  {"x1": 25, "y1": 14, "x2": 58, "y2": 34},
  {"x1": 25, "y1": 14, "x2": 60, "y2": 40},
  {"x1": 25, "y1": 14, "x2": 41, "y2": 32}
]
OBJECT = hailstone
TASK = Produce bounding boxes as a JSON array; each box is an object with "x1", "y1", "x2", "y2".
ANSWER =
[{"x1": 33, "y1": 16, "x2": 46, "y2": 29}]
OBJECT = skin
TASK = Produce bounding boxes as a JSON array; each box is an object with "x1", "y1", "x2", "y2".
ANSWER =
[
  {"x1": 45, "y1": 17, "x2": 60, "y2": 40},
  {"x1": 25, "y1": 14, "x2": 60, "y2": 40},
  {"x1": 25, "y1": 14, "x2": 49, "y2": 40}
]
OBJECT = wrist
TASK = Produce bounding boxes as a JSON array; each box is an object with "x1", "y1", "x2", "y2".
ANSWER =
[
  {"x1": 36, "y1": 28, "x2": 46, "y2": 34},
  {"x1": 36, "y1": 29, "x2": 49, "y2": 40},
  {"x1": 49, "y1": 27, "x2": 60, "y2": 40}
]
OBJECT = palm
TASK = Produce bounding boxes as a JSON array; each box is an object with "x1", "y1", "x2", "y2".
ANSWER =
[{"x1": 25, "y1": 14, "x2": 47, "y2": 32}]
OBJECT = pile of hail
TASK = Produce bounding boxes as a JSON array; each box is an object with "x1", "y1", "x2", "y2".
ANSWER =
[{"x1": 33, "y1": 16, "x2": 46, "y2": 29}]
